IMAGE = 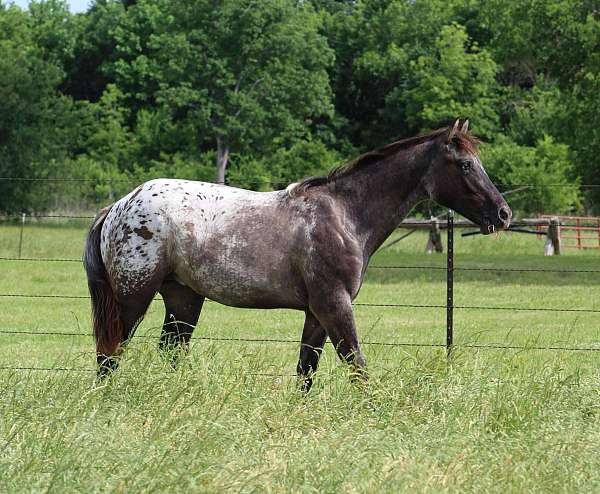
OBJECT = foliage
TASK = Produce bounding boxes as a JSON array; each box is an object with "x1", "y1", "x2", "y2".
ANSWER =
[
  {"x1": 482, "y1": 135, "x2": 580, "y2": 215},
  {"x1": 110, "y1": 0, "x2": 334, "y2": 182},
  {"x1": 0, "y1": 4, "x2": 71, "y2": 211},
  {"x1": 400, "y1": 23, "x2": 499, "y2": 137},
  {"x1": 0, "y1": 0, "x2": 598, "y2": 214}
]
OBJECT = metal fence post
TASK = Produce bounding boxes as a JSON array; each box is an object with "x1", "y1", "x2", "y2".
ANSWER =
[
  {"x1": 17, "y1": 212, "x2": 26, "y2": 259},
  {"x1": 446, "y1": 209, "x2": 454, "y2": 357}
]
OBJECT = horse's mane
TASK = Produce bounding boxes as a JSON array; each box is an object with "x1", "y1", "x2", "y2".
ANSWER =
[{"x1": 287, "y1": 125, "x2": 480, "y2": 197}]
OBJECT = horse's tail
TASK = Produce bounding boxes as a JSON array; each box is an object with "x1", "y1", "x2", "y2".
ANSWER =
[{"x1": 83, "y1": 205, "x2": 122, "y2": 356}]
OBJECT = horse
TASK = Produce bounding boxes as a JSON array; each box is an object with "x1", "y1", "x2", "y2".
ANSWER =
[{"x1": 84, "y1": 120, "x2": 511, "y2": 389}]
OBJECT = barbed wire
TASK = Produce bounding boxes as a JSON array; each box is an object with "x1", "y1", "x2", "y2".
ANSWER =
[
  {"x1": 0, "y1": 292, "x2": 597, "y2": 313},
  {"x1": 0, "y1": 365, "x2": 297, "y2": 378},
  {"x1": 0, "y1": 365, "x2": 93, "y2": 372},
  {"x1": 0, "y1": 293, "x2": 442, "y2": 309},
  {"x1": 2, "y1": 257, "x2": 600, "y2": 275},
  {"x1": 0, "y1": 365, "x2": 596, "y2": 391},
  {"x1": 0, "y1": 214, "x2": 94, "y2": 220},
  {"x1": 0, "y1": 257, "x2": 82, "y2": 263},
  {"x1": 2, "y1": 326, "x2": 600, "y2": 354},
  {"x1": 374, "y1": 265, "x2": 600, "y2": 274}
]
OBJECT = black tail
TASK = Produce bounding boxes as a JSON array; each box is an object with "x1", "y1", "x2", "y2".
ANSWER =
[{"x1": 83, "y1": 205, "x2": 122, "y2": 357}]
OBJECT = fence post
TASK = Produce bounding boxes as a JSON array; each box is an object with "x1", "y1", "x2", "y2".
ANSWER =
[
  {"x1": 446, "y1": 209, "x2": 454, "y2": 357},
  {"x1": 17, "y1": 212, "x2": 26, "y2": 259},
  {"x1": 425, "y1": 216, "x2": 443, "y2": 254},
  {"x1": 544, "y1": 217, "x2": 561, "y2": 256}
]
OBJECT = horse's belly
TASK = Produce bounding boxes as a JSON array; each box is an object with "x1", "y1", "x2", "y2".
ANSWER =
[
  {"x1": 185, "y1": 267, "x2": 306, "y2": 309},
  {"x1": 174, "y1": 252, "x2": 307, "y2": 309}
]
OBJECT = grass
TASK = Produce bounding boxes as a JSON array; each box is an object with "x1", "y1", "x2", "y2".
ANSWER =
[{"x1": 1, "y1": 220, "x2": 600, "y2": 492}]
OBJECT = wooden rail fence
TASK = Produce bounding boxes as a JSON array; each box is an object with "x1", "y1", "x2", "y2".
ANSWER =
[
  {"x1": 394, "y1": 217, "x2": 562, "y2": 255},
  {"x1": 538, "y1": 215, "x2": 600, "y2": 251}
]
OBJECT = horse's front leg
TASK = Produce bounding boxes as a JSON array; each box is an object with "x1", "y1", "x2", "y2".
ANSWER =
[
  {"x1": 308, "y1": 289, "x2": 367, "y2": 382},
  {"x1": 297, "y1": 311, "x2": 328, "y2": 393}
]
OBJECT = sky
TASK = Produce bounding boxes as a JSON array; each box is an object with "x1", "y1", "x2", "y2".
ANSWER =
[{"x1": 9, "y1": 0, "x2": 90, "y2": 13}]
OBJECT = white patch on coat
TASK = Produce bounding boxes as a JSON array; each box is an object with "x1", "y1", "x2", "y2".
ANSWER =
[{"x1": 100, "y1": 179, "x2": 302, "y2": 305}]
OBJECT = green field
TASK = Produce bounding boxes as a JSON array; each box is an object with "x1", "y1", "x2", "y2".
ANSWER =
[{"x1": 1, "y1": 220, "x2": 600, "y2": 492}]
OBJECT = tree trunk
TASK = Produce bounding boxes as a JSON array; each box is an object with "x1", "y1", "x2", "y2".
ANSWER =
[{"x1": 216, "y1": 136, "x2": 229, "y2": 184}]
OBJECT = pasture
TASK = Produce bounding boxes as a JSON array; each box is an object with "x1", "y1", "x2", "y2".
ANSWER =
[{"x1": 1, "y1": 220, "x2": 600, "y2": 492}]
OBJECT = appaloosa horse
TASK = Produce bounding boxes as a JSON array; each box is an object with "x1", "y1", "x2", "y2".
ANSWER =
[{"x1": 84, "y1": 120, "x2": 511, "y2": 388}]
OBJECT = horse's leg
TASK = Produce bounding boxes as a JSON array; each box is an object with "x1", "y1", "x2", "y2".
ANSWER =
[
  {"x1": 158, "y1": 280, "x2": 205, "y2": 366},
  {"x1": 309, "y1": 290, "x2": 367, "y2": 382},
  {"x1": 96, "y1": 290, "x2": 157, "y2": 379},
  {"x1": 296, "y1": 311, "x2": 328, "y2": 392}
]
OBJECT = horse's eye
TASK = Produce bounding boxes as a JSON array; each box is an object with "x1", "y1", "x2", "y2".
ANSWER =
[{"x1": 460, "y1": 160, "x2": 472, "y2": 174}]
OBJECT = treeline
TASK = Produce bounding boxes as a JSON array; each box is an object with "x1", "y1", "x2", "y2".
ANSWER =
[{"x1": 0, "y1": 0, "x2": 598, "y2": 214}]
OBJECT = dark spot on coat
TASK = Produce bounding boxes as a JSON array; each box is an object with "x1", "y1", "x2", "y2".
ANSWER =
[{"x1": 134, "y1": 226, "x2": 154, "y2": 240}]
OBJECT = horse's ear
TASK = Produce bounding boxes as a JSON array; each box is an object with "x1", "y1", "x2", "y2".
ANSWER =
[
  {"x1": 447, "y1": 119, "x2": 460, "y2": 142},
  {"x1": 460, "y1": 119, "x2": 469, "y2": 133}
]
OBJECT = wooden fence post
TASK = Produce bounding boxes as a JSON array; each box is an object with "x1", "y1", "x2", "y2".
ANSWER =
[
  {"x1": 425, "y1": 217, "x2": 443, "y2": 254},
  {"x1": 544, "y1": 217, "x2": 561, "y2": 256},
  {"x1": 17, "y1": 212, "x2": 26, "y2": 259}
]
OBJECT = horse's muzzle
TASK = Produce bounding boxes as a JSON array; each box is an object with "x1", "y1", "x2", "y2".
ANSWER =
[{"x1": 480, "y1": 205, "x2": 512, "y2": 235}]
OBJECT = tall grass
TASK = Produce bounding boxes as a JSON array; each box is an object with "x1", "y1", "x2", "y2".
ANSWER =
[{"x1": 1, "y1": 222, "x2": 599, "y2": 492}]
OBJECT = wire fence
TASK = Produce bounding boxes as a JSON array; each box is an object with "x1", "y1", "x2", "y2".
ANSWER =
[
  {"x1": 1, "y1": 178, "x2": 600, "y2": 375},
  {"x1": 0, "y1": 292, "x2": 598, "y2": 314},
  {"x1": 3, "y1": 256, "x2": 600, "y2": 274}
]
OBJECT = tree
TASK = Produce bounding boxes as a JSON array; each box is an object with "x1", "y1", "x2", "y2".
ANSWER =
[
  {"x1": 111, "y1": 0, "x2": 334, "y2": 183},
  {"x1": 0, "y1": 4, "x2": 69, "y2": 211},
  {"x1": 322, "y1": 0, "x2": 496, "y2": 148},
  {"x1": 482, "y1": 135, "x2": 580, "y2": 215},
  {"x1": 399, "y1": 23, "x2": 499, "y2": 137},
  {"x1": 61, "y1": 0, "x2": 125, "y2": 102}
]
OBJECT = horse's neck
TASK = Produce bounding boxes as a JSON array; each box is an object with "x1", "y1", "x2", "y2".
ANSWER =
[{"x1": 334, "y1": 144, "x2": 432, "y2": 257}]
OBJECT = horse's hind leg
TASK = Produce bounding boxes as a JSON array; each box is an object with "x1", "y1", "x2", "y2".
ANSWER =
[
  {"x1": 158, "y1": 280, "x2": 205, "y2": 366},
  {"x1": 296, "y1": 311, "x2": 328, "y2": 392},
  {"x1": 96, "y1": 291, "x2": 157, "y2": 379}
]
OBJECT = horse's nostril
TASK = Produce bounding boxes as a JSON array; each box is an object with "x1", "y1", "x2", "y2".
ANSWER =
[{"x1": 498, "y1": 206, "x2": 510, "y2": 222}]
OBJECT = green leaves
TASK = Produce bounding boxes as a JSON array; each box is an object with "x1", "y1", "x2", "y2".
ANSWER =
[
  {"x1": 0, "y1": 0, "x2": 598, "y2": 211},
  {"x1": 401, "y1": 23, "x2": 499, "y2": 137},
  {"x1": 482, "y1": 135, "x2": 580, "y2": 215},
  {"x1": 109, "y1": 0, "x2": 334, "y2": 181}
]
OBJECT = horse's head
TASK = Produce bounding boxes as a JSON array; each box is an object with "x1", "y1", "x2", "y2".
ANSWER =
[{"x1": 427, "y1": 120, "x2": 511, "y2": 234}]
